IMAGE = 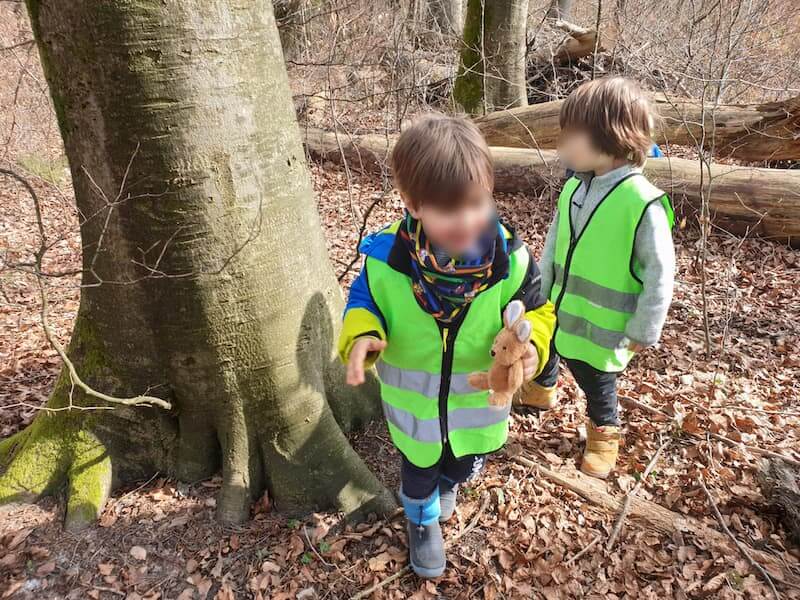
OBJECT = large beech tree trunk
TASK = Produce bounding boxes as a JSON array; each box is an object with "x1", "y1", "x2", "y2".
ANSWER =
[
  {"x1": 0, "y1": 0, "x2": 394, "y2": 529},
  {"x1": 475, "y1": 93, "x2": 800, "y2": 162},
  {"x1": 453, "y1": 0, "x2": 530, "y2": 114},
  {"x1": 303, "y1": 127, "x2": 800, "y2": 244}
]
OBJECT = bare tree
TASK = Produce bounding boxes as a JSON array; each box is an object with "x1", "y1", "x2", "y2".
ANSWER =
[
  {"x1": 453, "y1": 0, "x2": 530, "y2": 114},
  {"x1": 546, "y1": 0, "x2": 574, "y2": 20},
  {"x1": 0, "y1": 0, "x2": 394, "y2": 529},
  {"x1": 427, "y1": 0, "x2": 464, "y2": 36}
]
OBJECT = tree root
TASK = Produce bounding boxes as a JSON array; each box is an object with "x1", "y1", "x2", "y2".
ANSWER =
[
  {"x1": 65, "y1": 431, "x2": 112, "y2": 531},
  {"x1": 0, "y1": 429, "x2": 30, "y2": 467},
  {"x1": 0, "y1": 413, "x2": 112, "y2": 531},
  {"x1": 0, "y1": 414, "x2": 70, "y2": 504}
]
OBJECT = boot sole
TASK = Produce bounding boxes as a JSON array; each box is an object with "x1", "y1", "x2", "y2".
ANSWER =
[
  {"x1": 410, "y1": 560, "x2": 445, "y2": 579},
  {"x1": 580, "y1": 463, "x2": 611, "y2": 479},
  {"x1": 514, "y1": 401, "x2": 558, "y2": 411}
]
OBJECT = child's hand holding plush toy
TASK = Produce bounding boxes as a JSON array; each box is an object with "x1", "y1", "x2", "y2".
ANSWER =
[{"x1": 468, "y1": 300, "x2": 535, "y2": 406}]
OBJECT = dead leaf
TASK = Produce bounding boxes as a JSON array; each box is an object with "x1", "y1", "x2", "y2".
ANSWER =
[
  {"x1": 99, "y1": 509, "x2": 118, "y2": 527},
  {"x1": 368, "y1": 551, "x2": 391, "y2": 572},
  {"x1": 261, "y1": 560, "x2": 281, "y2": 573},
  {"x1": 1, "y1": 581, "x2": 23, "y2": 598},
  {"x1": 8, "y1": 528, "x2": 32, "y2": 550},
  {"x1": 36, "y1": 560, "x2": 56, "y2": 576}
]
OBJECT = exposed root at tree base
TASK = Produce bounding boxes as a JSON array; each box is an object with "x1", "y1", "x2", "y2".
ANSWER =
[{"x1": 0, "y1": 409, "x2": 112, "y2": 531}]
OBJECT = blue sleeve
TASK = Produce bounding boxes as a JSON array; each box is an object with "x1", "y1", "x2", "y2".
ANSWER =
[
  {"x1": 345, "y1": 265, "x2": 382, "y2": 322},
  {"x1": 338, "y1": 264, "x2": 387, "y2": 364},
  {"x1": 649, "y1": 143, "x2": 664, "y2": 158}
]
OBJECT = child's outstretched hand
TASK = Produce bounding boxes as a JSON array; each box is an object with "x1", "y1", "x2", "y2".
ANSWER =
[
  {"x1": 522, "y1": 343, "x2": 539, "y2": 381},
  {"x1": 346, "y1": 337, "x2": 387, "y2": 386}
]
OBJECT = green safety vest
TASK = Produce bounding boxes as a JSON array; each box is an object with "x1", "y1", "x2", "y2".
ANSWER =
[
  {"x1": 551, "y1": 174, "x2": 674, "y2": 373},
  {"x1": 365, "y1": 221, "x2": 529, "y2": 468}
]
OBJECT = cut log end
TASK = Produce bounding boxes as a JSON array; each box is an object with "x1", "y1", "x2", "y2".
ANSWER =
[{"x1": 758, "y1": 458, "x2": 800, "y2": 545}]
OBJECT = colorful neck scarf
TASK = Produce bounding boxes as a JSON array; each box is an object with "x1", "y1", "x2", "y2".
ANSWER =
[{"x1": 399, "y1": 212, "x2": 506, "y2": 324}]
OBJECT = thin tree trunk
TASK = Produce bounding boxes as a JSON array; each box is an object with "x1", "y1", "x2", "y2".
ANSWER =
[
  {"x1": 0, "y1": 0, "x2": 394, "y2": 530},
  {"x1": 453, "y1": 0, "x2": 530, "y2": 114},
  {"x1": 546, "y1": 0, "x2": 574, "y2": 19},
  {"x1": 427, "y1": 0, "x2": 465, "y2": 36},
  {"x1": 275, "y1": 0, "x2": 308, "y2": 61}
]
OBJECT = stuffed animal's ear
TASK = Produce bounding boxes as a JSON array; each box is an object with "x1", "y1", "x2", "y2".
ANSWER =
[
  {"x1": 515, "y1": 320, "x2": 532, "y2": 343},
  {"x1": 503, "y1": 300, "x2": 525, "y2": 329}
]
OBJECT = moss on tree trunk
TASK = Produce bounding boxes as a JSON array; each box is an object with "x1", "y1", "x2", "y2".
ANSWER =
[
  {"x1": 2, "y1": 0, "x2": 394, "y2": 529},
  {"x1": 453, "y1": 0, "x2": 529, "y2": 114}
]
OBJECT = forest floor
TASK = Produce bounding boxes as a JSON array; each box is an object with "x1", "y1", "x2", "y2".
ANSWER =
[
  {"x1": 3, "y1": 3, "x2": 800, "y2": 599},
  {"x1": 2, "y1": 159, "x2": 800, "y2": 600}
]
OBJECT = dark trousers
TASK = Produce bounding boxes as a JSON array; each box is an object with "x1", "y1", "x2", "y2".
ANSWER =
[
  {"x1": 401, "y1": 444, "x2": 486, "y2": 500},
  {"x1": 534, "y1": 340, "x2": 620, "y2": 426}
]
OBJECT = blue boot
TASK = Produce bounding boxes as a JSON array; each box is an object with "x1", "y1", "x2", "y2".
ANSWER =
[
  {"x1": 401, "y1": 487, "x2": 446, "y2": 578},
  {"x1": 439, "y1": 481, "x2": 458, "y2": 522}
]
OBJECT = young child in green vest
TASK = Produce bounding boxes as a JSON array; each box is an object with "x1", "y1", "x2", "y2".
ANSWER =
[
  {"x1": 517, "y1": 77, "x2": 676, "y2": 479},
  {"x1": 338, "y1": 114, "x2": 556, "y2": 579}
]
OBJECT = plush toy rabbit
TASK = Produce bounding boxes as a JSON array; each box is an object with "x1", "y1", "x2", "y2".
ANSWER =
[{"x1": 467, "y1": 300, "x2": 532, "y2": 407}]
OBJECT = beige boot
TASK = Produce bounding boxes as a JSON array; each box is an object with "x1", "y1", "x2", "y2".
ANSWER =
[
  {"x1": 514, "y1": 380, "x2": 557, "y2": 410},
  {"x1": 580, "y1": 420, "x2": 620, "y2": 479}
]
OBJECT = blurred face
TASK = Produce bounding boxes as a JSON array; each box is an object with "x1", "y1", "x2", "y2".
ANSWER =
[
  {"x1": 557, "y1": 129, "x2": 614, "y2": 174},
  {"x1": 406, "y1": 183, "x2": 494, "y2": 256}
]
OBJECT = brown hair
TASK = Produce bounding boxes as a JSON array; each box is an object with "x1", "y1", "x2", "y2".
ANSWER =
[
  {"x1": 390, "y1": 113, "x2": 494, "y2": 210},
  {"x1": 560, "y1": 77, "x2": 654, "y2": 167}
]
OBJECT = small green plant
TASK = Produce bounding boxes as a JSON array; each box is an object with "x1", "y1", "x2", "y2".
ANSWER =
[
  {"x1": 727, "y1": 570, "x2": 744, "y2": 590},
  {"x1": 287, "y1": 518, "x2": 301, "y2": 530},
  {"x1": 300, "y1": 552, "x2": 313, "y2": 565},
  {"x1": 318, "y1": 541, "x2": 331, "y2": 554}
]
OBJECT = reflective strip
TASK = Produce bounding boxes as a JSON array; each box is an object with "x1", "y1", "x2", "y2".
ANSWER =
[
  {"x1": 553, "y1": 261, "x2": 565, "y2": 288},
  {"x1": 449, "y1": 404, "x2": 511, "y2": 430},
  {"x1": 377, "y1": 362, "x2": 439, "y2": 399},
  {"x1": 449, "y1": 373, "x2": 479, "y2": 395},
  {"x1": 554, "y1": 265, "x2": 638, "y2": 313},
  {"x1": 557, "y1": 311, "x2": 626, "y2": 350},
  {"x1": 383, "y1": 401, "x2": 510, "y2": 444},
  {"x1": 377, "y1": 361, "x2": 480, "y2": 398},
  {"x1": 382, "y1": 401, "x2": 441, "y2": 443}
]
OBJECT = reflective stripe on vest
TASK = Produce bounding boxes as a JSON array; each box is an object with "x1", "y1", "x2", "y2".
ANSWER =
[
  {"x1": 552, "y1": 264, "x2": 639, "y2": 314},
  {"x1": 365, "y1": 220, "x2": 529, "y2": 468},
  {"x1": 551, "y1": 174, "x2": 674, "y2": 373},
  {"x1": 376, "y1": 361, "x2": 477, "y2": 398},
  {"x1": 381, "y1": 396, "x2": 511, "y2": 444}
]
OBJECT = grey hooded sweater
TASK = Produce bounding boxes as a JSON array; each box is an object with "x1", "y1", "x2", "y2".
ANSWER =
[{"x1": 538, "y1": 164, "x2": 675, "y2": 348}]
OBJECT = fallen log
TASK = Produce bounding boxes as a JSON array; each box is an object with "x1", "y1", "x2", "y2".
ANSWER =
[
  {"x1": 514, "y1": 453, "x2": 800, "y2": 588},
  {"x1": 758, "y1": 458, "x2": 800, "y2": 545},
  {"x1": 474, "y1": 94, "x2": 800, "y2": 162},
  {"x1": 539, "y1": 20, "x2": 601, "y2": 65},
  {"x1": 303, "y1": 127, "x2": 800, "y2": 244}
]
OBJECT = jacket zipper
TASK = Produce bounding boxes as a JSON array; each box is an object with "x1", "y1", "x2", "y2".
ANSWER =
[{"x1": 437, "y1": 308, "x2": 469, "y2": 446}]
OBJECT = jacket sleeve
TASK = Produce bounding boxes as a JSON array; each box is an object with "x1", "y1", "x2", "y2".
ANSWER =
[
  {"x1": 538, "y1": 211, "x2": 559, "y2": 301},
  {"x1": 510, "y1": 250, "x2": 557, "y2": 378},
  {"x1": 624, "y1": 202, "x2": 675, "y2": 347},
  {"x1": 337, "y1": 263, "x2": 386, "y2": 367}
]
